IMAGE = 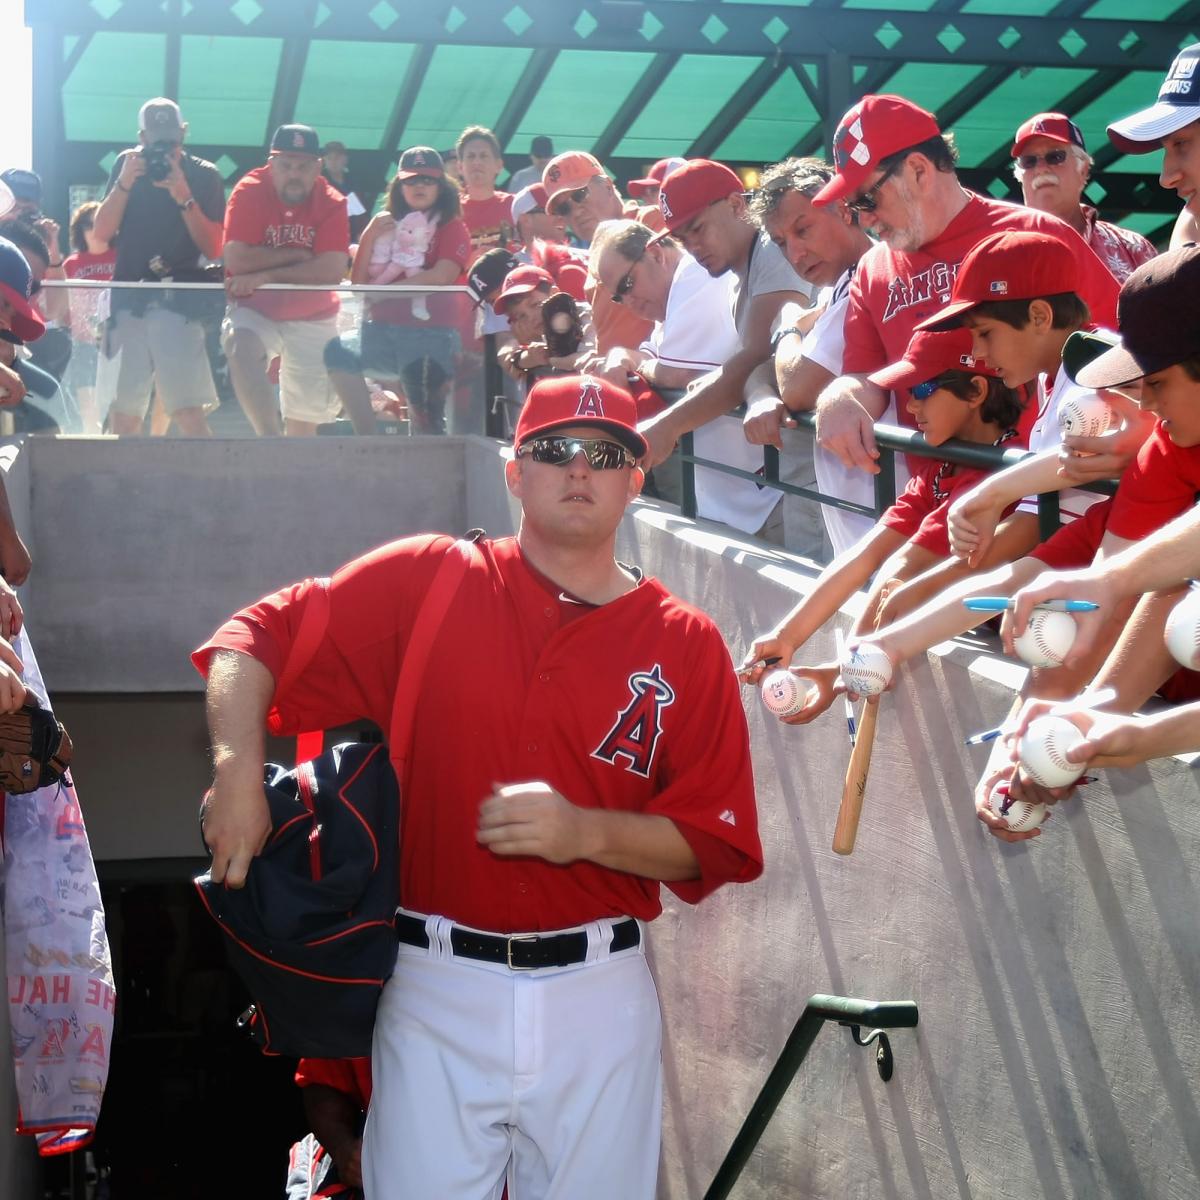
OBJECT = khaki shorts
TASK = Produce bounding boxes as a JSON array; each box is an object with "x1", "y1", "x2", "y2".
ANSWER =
[
  {"x1": 222, "y1": 306, "x2": 341, "y2": 425},
  {"x1": 101, "y1": 306, "x2": 219, "y2": 418}
]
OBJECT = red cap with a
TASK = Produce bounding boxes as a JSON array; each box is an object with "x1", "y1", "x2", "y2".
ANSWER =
[
  {"x1": 813, "y1": 95, "x2": 941, "y2": 206},
  {"x1": 1011, "y1": 113, "x2": 1086, "y2": 158},
  {"x1": 869, "y1": 328, "x2": 998, "y2": 392},
  {"x1": 514, "y1": 375, "x2": 648, "y2": 457},
  {"x1": 656, "y1": 159, "x2": 742, "y2": 233},
  {"x1": 914, "y1": 230, "x2": 1080, "y2": 331},
  {"x1": 492, "y1": 265, "x2": 555, "y2": 315}
]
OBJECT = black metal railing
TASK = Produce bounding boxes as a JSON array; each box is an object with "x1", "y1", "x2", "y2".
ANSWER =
[
  {"x1": 677, "y1": 409, "x2": 1117, "y2": 545},
  {"x1": 703, "y1": 993, "x2": 920, "y2": 1200}
]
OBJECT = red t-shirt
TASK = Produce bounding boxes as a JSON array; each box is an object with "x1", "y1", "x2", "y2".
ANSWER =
[
  {"x1": 366, "y1": 215, "x2": 473, "y2": 329},
  {"x1": 294, "y1": 1057, "x2": 372, "y2": 1107},
  {"x1": 1105, "y1": 426, "x2": 1200, "y2": 541},
  {"x1": 192, "y1": 535, "x2": 761, "y2": 933},
  {"x1": 63, "y1": 249, "x2": 117, "y2": 343},
  {"x1": 461, "y1": 192, "x2": 514, "y2": 264},
  {"x1": 63, "y1": 249, "x2": 116, "y2": 281},
  {"x1": 843, "y1": 193, "x2": 1122, "y2": 429},
  {"x1": 224, "y1": 165, "x2": 350, "y2": 322}
]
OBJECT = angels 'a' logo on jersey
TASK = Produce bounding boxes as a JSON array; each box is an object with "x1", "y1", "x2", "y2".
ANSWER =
[
  {"x1": 592, "y1": 664, "x2": 675, "y2": 778},
  {"x1": 576, "y1": 376, "x2": 606, "y2": 418}
]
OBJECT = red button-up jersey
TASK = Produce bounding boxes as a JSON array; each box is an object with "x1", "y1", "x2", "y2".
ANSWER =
[{"x1": 193, "y1": 535, "x2": 762, "y2": 932}]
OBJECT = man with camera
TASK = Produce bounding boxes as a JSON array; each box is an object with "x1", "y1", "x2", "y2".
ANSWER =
[{"x1": 93, "y1": 97, "x2": 224, "y2": 435}]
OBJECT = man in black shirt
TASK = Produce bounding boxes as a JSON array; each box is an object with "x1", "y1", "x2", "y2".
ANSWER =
[{"x1": 93, "y1": 97, "x2": 224, "y2": 435}]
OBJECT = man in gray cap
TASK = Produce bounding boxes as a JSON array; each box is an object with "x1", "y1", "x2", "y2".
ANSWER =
[{"x1": 93, "y1": 97, "x2": 225, "y2": 435}]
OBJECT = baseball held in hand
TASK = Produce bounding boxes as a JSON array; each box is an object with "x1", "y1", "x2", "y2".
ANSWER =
[
  {"x1": 985, "y1": 781, "x2": 1046, "y2": 833},
  {"x1": 841, "y1": 644, "x2": 892, "y2": 697},
  {"x1": 760, "y1": 670, "x2": 811, "y2": 718},
  {"x1": 1017, "y1": 715, "x2": 1087, "y2": 789},
  {"x1": 1013, "y1": 608, "x2": 1076, "y2": 668},
  {"x1": 1164, "y1": 587, "x2": 1200, "y2": 670},
  {"x1": 1057, "y1": 393, "x2": 1115, "y2": 441}
]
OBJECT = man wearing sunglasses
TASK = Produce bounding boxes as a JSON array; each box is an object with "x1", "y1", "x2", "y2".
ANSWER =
[
  {"x1": 195, "y1": 371, "x2": 762, "y2": 1199},
  {"x1": 1012, "y1": 113, "x2": 1156, "y2": 283},
  {"x1": 809, "y1": 94, "x2": 1121, "y2": 484},
  {"x1": 542, "y1": 151, "x2": 665, "y2": 355}
]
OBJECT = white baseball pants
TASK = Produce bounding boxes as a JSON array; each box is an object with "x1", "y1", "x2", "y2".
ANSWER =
[{"x1": 363, "y1": 913, "x2": 662, "y2": 1200}]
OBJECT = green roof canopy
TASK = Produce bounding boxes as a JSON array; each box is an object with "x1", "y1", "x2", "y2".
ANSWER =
[{"x1": 28, "y1": 0, "x2": 1200, "y2": 242}]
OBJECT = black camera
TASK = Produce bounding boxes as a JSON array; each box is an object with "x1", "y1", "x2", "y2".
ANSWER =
[{"x1": 141, "y1": 142, "x2": 174, "y2": 183}]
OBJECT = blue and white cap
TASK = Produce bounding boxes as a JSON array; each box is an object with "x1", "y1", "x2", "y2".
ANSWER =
[{"x1": 1108, "y1": 44, "x2": 1200, "y2": 154}]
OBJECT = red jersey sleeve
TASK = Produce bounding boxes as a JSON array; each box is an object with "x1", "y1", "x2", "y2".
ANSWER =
[
  {"x1": 840, "y1": 262, "x2": 889, "y2": 376},
  {"x1": 312, "y1": 188, "x2": 350, "y2": 256},
  {"x1": 223, "y1": 175, "x2": 266, "y2": 247},
  {"x1": 430, "y1": 217, "x2": 473, "y2": 272},
  {"x1": 191, "y1": 534, "x2": 457, "y2": 736},
  {"x1": 880, "y1": 470, "x2": 937, "y2": 541},
  {"x1": 644, "y1": 613, "x2": 762, "y2": 902},
  {"x1": 1106, "y1": 427, "x2": 1200, "y2": 541}
]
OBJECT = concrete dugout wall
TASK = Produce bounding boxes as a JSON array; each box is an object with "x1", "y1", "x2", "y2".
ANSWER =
[{"x1": 8, "y1": 436, "x2": 1200, "y2": 1199}]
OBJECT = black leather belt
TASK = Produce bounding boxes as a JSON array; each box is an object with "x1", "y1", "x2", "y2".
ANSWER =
[{"x1": 395, "y1": 912, "x2": 640, "y2": 971}]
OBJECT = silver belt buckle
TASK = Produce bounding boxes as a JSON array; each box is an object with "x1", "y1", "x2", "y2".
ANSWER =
[{"x1": 506, "y1": 933, "x2": 539, "y2": 970}]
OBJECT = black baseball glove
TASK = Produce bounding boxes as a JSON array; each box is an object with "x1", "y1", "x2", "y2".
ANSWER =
[{"x1": 0, "y1": 701, "x2": 72, "y2": 794}]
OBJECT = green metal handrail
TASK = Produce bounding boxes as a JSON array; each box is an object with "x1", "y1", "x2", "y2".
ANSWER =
[{"x1": 703, "y1": 993, "x2": 920, "y2": 1200}]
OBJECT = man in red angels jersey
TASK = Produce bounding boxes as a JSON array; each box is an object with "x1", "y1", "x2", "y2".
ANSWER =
[
  {"x1": 192, "y1": 374, "x2": 762, "y2": 1199},
  {"x1": 810, "y1": 94, "x2": 1121, "y2": 480},
  {"x1": 222, "y1": 124, "x2": 350, "y2": 435}
]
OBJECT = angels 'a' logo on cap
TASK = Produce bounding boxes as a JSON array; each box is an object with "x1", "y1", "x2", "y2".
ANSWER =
[
  {"x1": 576, "y1": 377, "x2": 606, "y2": 418},
  {"x1": 989, "y1": 280, "x2": 1008, "y2": 295}
]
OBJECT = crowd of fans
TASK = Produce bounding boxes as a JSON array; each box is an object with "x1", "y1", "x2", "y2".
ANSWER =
[
  {"x1": 1, "y1": 36, "x2": 1198, "y2": 1197},
  {"x1": 0, "y1": 47, "x2": 1193, "y2": 751}
]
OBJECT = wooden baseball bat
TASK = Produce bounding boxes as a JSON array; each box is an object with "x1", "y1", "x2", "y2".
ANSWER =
[{"x1": 832, "y1": 696, "x2": 880, "y2": 855}]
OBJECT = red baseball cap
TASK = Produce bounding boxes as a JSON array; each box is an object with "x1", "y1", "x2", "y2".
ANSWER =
[
  {"x1": 656, "y1": 159, "x2": 742, "y2": 233},
  {"x1": 627, "y1": 156, "x2": 687, "y2": 198},
  {"x1": 1011, "y1": 112, "x2": 1086, "y2": 158},
  {"x1": 914, "y1": 230, "x2": 1081, "y2": 331},
  {"x1": 869, "y1": 328, "x2": 998, "y2": 391},
  {"x1": 543, "y1": 151, "x2": 606, "y2": 212},
  {"x1": 492, "y1": 265, "x2": 555, "y2": 315},
  {"x1": 812, "y1": 95, "x2": 942, "y2": 206},
  {"x1": 0, "y1": 237, "x2": 46, "y2": 343},
  {"x1": 514, "y1": 374, "x2": 649, "y2": 457}
]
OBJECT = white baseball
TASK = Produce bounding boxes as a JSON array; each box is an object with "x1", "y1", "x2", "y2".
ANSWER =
[
  {"x1": 985, "y1": 781, "x2": 1046, "y2": 833},
  {"x1": 841, "y1": 643, "x2": 892, "y2": 697},
  {"x1": 760, "y1": 670, "x2": 811, "y2": 718},
  {"x1": 1057, "y1": 393, "x2": 1115, "y2": 440},
  {"x1": 1012, "y1": 608, "x2": 1076, "y2": 668},
  {"x1": 1164, "y1": 587, "x2": 1200, "y2": 670},
  {"x1": 1017, "y1": 715, "x2": 1087, "y2": 789}
]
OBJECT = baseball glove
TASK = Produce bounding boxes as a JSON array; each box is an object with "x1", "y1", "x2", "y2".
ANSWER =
[{"x1": 0, "y1": 701, "x2": 72, "y2": 794}]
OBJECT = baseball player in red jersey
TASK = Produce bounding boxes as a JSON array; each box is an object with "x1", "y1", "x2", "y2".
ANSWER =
[{"x1": 193, "y1": 374, "x2": 762, "y2": 1199}]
